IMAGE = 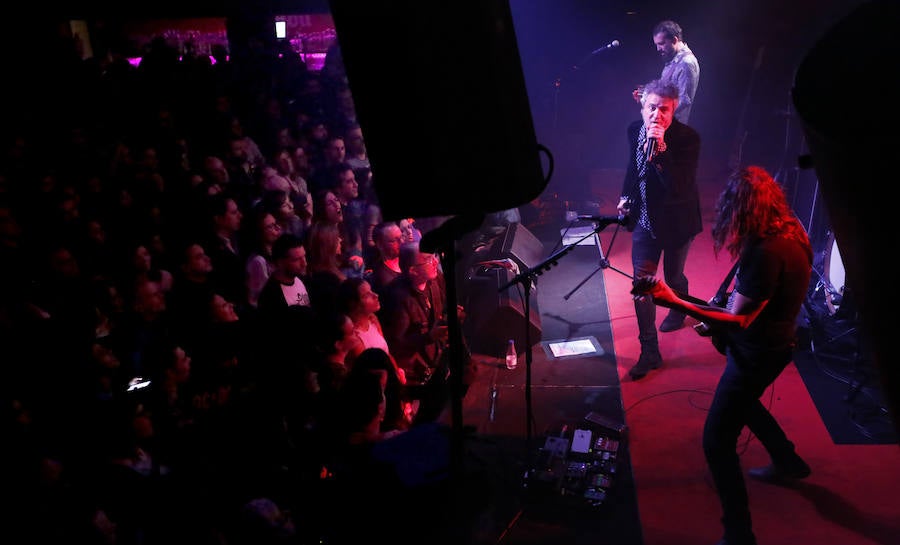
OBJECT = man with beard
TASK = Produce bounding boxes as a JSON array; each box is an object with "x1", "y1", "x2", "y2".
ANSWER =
[{"x1": 632, "y1": 20, "x2": 700, "y2": 124}]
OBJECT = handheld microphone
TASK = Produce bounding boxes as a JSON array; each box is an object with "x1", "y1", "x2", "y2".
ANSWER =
[
  {"x1": 646, "y1": 137, "x2": 658, "y2": 162},
  {"x1": 591, "y1": 40, "x2": 620, "y2": 55},
  {"x1": 576, "y1": 214, "x2": 629, "y2": 227}
]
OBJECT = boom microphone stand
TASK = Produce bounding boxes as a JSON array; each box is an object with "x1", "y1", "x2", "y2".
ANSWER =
[
  {"x1": 564, "y1": 218, "x2": 632, "y2": 301},
  {"x1": 499, "y1": 216, "x2": 625, "y2": 446}
]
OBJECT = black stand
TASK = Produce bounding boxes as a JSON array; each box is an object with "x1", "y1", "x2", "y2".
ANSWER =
[
  {"x1": 420, "y1": 213, "x2": 486, "y2": 477},
  {"x1": 564, "y1": 220, "x2": 632, "y2": 301},
  {"x1": 810, "y1": 288, "x2": 868, "y2": 401},
  {"x1": 498, "y1": 219, "x2": 620, "y2": 446}
]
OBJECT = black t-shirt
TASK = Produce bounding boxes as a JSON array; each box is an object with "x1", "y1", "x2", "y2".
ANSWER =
[{"x1": 730, "y1": 235, "x2": 812, "y2": 354}]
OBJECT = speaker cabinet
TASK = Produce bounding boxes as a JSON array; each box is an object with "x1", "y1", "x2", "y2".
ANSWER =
[
  {"x1": 491, "y1": 222, "x2": 545, "y2": 271},
  {"x1": 462, "y1": 266, "x2": 542, "y2": 356},
  {"x1": 329, "y1": 0, "x2": 547, "y2": 220}
]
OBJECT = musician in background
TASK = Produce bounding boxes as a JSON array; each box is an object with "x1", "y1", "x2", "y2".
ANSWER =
[
  {"x1": 618, "y1": 79, "x2": 702, "y2": 380},
  {"x1": 631, "y1": 165, "x2": 813, "y2": 545},
  {"x1": 632, "y1": 19, "x2": 700, "y2": 124}
]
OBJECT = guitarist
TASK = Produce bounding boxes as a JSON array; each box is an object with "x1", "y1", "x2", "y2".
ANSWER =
[{"x1": 631, "y1": 166, "x2": 812, "y2": 545}]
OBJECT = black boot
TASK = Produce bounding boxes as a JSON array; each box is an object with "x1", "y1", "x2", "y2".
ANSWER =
[
  {"x1": 659, "y1": 311, "x2": 686, "y2": 332},
  {"x1": 629, "y1": 348, "x2": 662, "y2": 380}
]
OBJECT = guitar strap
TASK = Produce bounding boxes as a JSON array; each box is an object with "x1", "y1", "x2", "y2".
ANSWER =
[{"x1": 711, "y1": 261, "x2": 740, "y2": 307}]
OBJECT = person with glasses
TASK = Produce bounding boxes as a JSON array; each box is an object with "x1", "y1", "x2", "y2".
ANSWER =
[
  {"x1": 379, "y1": 241, "x2": 471, "y2": 424},
  {"x1": 380, "y1": 242, "x2": 447, "y2": 385}
]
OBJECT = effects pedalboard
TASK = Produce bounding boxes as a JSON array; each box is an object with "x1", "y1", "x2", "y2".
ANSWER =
[{"x1": 523, "y1": 412, "x2": 627, "y2": 508}]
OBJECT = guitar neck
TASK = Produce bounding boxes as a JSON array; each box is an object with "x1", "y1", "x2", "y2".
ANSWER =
[{"x1": 675, "y1": 290, "x2": 711, "y2": 307}]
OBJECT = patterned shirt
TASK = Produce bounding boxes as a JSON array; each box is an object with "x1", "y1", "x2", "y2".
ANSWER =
[{"x1": 661, "y1": 43, "x2": 700, "y2": 124}]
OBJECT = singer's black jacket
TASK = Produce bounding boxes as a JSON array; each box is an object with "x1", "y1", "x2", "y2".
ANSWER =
[{"x1": 620, "y1": 118, "x2": 702, "y2": 247}]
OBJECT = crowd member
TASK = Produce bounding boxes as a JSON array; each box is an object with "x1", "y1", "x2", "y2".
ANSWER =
[
  {"x1": 306, "y1": 128, "x2": 337, "y2": 192},
  {"x1": 200, "y1": 155, "x2": 230, "y2": 193},
  {"x1": 311, "y1": 187, "x2": 364, "y2": 276},
  {"x1": 121, "y1": 240, "x2": 174, "y2": 298},
  {"x1": 321, "y1": 135, "x2": 346, "y2": 170},
  {"x1": 290, "y1": 144, "x2": 313, "y2": 188},
  {"x1": 366, "y1": 221, "x2": 404, "y2": 297},
  {"x1": 617, "y1": 79, "x2": 702, "y2": 380},
  {"x1": 113, "y1": 278, "x2": 173, "y2": 382},
  {"x1": 144, "y1": 340, "x2": 197, "y2": 460},
  {"x1": 630, "y1": 166, "x2": 812, "y2": 545},
  {"x1": 258, "y1": 188, "x2": 309, "y2": 240},
  {"x1": 398, "y1": 217, "x2": 422, "y2": 244},
  {"x1": 204, "y1": 192, "x2": 245, "y2": 308},
  {"x1": 343, "y1": 121, "x2": 370, "y2": 179},
  {"x1": 303, "y1": 220, "x2": 346, "y2": 311},
  {"x1": 311, "y1": 311, "x2": 355, "y2": 407},
  {"x1": 379, "y1": 241, "x2": 478, "y2": 423},
  {"x1": 337, "y1": 277, "x2": 396, "y2": 372},
  {"x1": 243, "y1": 208, "x2": 282, "y2": 310},
  {"x1": 256, "y1": 233, "x2": 311, "y2": 316},
  {"x1": 269, "y1": 147, "x2": 309, "y2": 209},
  {"x1": 380, "y1": 242, "x2": 448, "y2": 385},
  {"x1": 344, "y1": 347, "x2": 410, "y2": 435},
  {"x1": 632, "y1": 20, "x2": 700, "y2": 124},
  {"x1": 167, "y1": 242, "x2": 217, "y2": 351},
  {"x1": 190, "y1": 291, "x2": 253, "y2": 396},
  {"x1": 222, "y1": 135, "x2": 260, "y2": 210},
  {"x1": 326, "y1": 162, "x2": 369, "y2": 277},
  {"x1": 222, "y1": 114, "x2": 267, "y2": 172}
]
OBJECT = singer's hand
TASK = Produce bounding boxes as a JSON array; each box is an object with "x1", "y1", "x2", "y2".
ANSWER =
[
  {"x1": 646, "y1": 123, "x2": 666, "y2": 143},
  {"x1": 617, "y1": 196, "x2": 630, "y2": 216}
]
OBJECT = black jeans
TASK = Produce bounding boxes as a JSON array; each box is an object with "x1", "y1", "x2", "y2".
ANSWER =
[
  {"x1": 703, "y1": 346, "x2": 796, "y2": 545},
  {"x1": 630, "y1": 224, "x2": 693, "y2": 350}
]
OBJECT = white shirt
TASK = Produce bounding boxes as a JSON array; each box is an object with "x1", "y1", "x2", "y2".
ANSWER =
[
  {"x1": 355, "y1": 318, "x2": 390, "y2": 353},
  {"x1": 280, "y1": 276, "x2": 310, "y2": 307}
]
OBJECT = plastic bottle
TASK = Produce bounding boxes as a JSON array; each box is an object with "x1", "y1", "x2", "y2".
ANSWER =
[{"x1": 505, "y1": 339, "x2": 518, "y2": 370}]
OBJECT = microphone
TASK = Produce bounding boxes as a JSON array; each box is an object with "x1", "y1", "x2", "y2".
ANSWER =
[
  {"x1": 591, "y1": 40, "x2": 620, "y2": 55},
  {"x1": 576, "y1": 214, "x2": 629, "y2": 227},
  {"x1": 646, "y1": 137, "x2": 658, "y2": 162}
]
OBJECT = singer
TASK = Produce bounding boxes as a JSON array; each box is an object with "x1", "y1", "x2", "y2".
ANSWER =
[{"x1": 617, "y1": 79, "x2": 701, "y2": 380}]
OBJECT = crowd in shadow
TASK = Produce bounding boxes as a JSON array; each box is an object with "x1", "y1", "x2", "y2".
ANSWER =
[{"x1": 0, "y1": 32, "x2": 504, "y2": 545}]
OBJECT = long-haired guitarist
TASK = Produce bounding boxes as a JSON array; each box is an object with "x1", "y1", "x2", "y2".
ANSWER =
[{"x1": 631, "y1": 165, "x2": 812, "y2": 545}]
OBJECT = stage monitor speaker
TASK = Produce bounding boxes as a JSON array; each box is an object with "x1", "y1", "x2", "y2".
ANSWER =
[
  {"x1": 491, "y1": 222, "x2": 545, "y2": 271},
  {"x1": 329, "y1": 0, "x2": 547, "y2": 221},
  {"x1": 462, "y1": 266, "x2": 542, "y2": 356}
]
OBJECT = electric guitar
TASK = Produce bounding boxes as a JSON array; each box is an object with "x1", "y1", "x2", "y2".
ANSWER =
[
  {"x1": 687, "y1": 292, "x2": 731, "y2": 356},
  {"x1": 631, "y1": 277, "x2": 731, "y2": 355}
]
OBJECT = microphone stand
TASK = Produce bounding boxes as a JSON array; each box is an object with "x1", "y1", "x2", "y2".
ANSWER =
[
  {"x1": 421, "y1": 212, "x2": 485, "y2": 480},
  {"x1": 552, "y1": 76, "x2": 562, "y2": 133},
  {"x1": 564, "y1": 222, "x2": 633, "y2": 300},
  {"x1": 551, "y1": 44, "x2": 615, "y2": 137},
  {"x1": 498, "y1": 220, "x2": 618, "y2": 447}
]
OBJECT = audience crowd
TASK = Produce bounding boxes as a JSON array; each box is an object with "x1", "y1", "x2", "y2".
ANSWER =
[{"x1": 1, "y1": 32, "x2": 486, "y2": 545}]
